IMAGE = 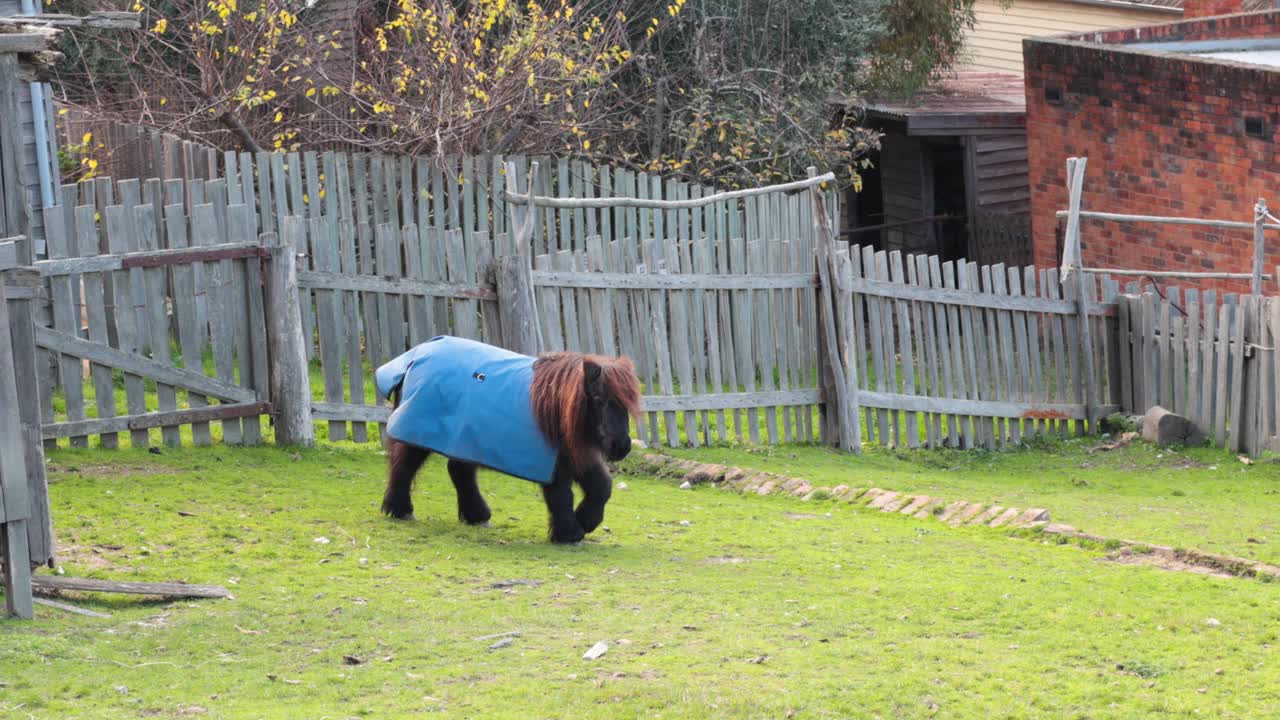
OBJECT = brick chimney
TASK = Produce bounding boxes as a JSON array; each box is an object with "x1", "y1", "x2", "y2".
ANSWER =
[{"x1": 1183, "y1": 0, "x2": 1243, "y2": 18}]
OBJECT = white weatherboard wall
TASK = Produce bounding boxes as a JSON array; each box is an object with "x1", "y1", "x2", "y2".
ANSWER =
[{"x1": 959, "y1": 0, "x2": 1175, "y2": 75}]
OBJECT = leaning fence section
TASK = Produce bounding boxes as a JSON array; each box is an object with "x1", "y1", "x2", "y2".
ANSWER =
[{"x1": 32, "y1": 176, "x2": 270, "y2": 449}]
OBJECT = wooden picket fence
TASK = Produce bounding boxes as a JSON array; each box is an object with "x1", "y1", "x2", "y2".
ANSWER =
[
  {"x1": 1115, "y1": 288, "x2": 1277, "y2": 455},
  {"x1": 28, "y1": 147, "x2": 832, "y2": 450},
  {"x1": 23, "y1": 136, "x2": 1280, "y2": 458},
  {"x1": 833, "y1": 244, "x2": 1122, "y2": 450}
]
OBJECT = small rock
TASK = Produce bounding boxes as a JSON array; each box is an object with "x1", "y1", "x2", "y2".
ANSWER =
[
  {"x1": 1247, "y1": 537, "x2": 1264, "y2": 544},
  {"x1": 679, "y1": 481, "x2": 692, "y2": 490},
  {"x1": 342, "y1": 655, "x2": 364, "y2": 665},
  {"x1": 1141, "y1": 406, "x2": 1206, "y2": 447},
  {"x1": 678, "y1": 520, "x2": 691, "y2": 527},
  {"x1": 746, "y1": 655, "x2": 769, "y2": 664},
  {"x1": 1205, "y1": 618, "x2": 1221, "y2": 627},
  {"x1": 115, "y1": 686, "x2": 129, "y2": 695},
  {"x1": 617, "y1": 482, "x2": 628, "y2": 490},
  {"x1": 489, "y1": 637, "x2": 515, "y2": 650},
  {"x1": 583, "y1": 641, "x2": 608, "y2": 660},
  {"x1": 313, "y1": 537, "x2": 331, "y2": 545},
  {"x1": 1214, "y1": 668, "x2": 1224, "y2": 675}
]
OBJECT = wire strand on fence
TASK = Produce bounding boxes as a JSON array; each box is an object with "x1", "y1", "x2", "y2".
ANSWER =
[{"x1": 504, "y1": 172, "x2": 836, "y2": 209}]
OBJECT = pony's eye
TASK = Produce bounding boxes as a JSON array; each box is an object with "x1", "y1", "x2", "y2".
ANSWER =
[{"x1": 472, "y1": 372, "x2": 486, "y2": 382}]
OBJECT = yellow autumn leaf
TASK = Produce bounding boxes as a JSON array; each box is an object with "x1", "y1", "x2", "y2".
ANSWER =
[
  {"x1": 82, "y1": 132, "x2": 92, "y2": 144},
  {"x1": 151, "y1": 18, "x2": 167, "y2": 34},
  {"x1": 274, "y1": 111, "x2": 283, "y2": 122}
]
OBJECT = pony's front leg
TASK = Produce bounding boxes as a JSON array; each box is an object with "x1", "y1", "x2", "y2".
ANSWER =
[
  {"x1": 574, "y1": 462, "x2": 612, "y2": 535},
  {"x1": 542, "y1": 458, "x2": 584, "y2": 544},
  {"x1": 447, "y1": 459, "x2": 491, "y2": 526}
]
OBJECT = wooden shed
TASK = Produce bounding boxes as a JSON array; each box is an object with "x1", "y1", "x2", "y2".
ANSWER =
[
  {"x1": 844, "y1": 71, "x2": 1032, "y2": 268},
  {"x1": 0, "y1": 0, "x2": 60, "y2": 258}
]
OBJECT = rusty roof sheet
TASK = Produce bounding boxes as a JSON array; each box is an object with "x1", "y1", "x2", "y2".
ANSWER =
[
  {"x1": 864, "y1": 72, "x2": 1027, "y2": 120},
  {"x1": 1114, "y1": 0, "x2": 1278, "y2": 10}
]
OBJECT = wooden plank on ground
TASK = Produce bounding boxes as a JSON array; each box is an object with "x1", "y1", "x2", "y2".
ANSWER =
[{"x1": 31, "y1": 575, "x2": 230, "y2": 599}]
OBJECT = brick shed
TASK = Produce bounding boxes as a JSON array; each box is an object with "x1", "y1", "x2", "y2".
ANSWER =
[{"x1": 1024, "y1": 4, "x2": 1280, "y2": 292}]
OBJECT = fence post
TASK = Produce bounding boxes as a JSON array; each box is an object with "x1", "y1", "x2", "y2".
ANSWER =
[
  {"x1": 1064, "y1": 157, "x2": 1099, "y2": 430},
  {"x1": 0, "y1": 275, "x2": 34, "y2": 619},
  {"x1": 504, "y1": 160, "x2": 544, "y2": 353},
  {"x1": 1247, "y1": 199, "x2": 1268, "y2": 455},
  {"x1": 495, "y1": 255, "x2": 540, "y2": 356},
  {"x1": 264, "y1": 220, "x2": 316, "y2": 447},
  {"x1": 808, "y1": 169, "x2": 858, "y2": 453}
]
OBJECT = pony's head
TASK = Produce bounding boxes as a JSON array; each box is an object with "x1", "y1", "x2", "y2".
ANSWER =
[{"x1": 530, "y1": 352, "x2": 643, "y2": 469}]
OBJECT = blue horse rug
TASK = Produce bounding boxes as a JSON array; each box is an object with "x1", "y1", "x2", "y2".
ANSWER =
[{"x1": 375, "y1": 336, "x2": 558, "y2": 484}]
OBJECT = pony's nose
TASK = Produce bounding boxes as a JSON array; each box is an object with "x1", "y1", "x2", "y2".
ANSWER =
[{"x1": 607, "y1": 437, "x2": 632, "y2": 461}]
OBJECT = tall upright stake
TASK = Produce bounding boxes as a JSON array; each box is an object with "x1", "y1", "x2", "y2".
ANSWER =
[
  {"x1": 1065, "y1": 157, "x2": 1099, "y2": 430},
  {"x1": 1248, "y1": 199, "x2": 1267, "y2": 455},
  {"x1": 809, "y1": 168, "x2": 859, "y2": 452},
  {"x1": 1253, "y1": 199, "x2": 1267, "y2": 297},
  {"x1": 503, "y1": 160, "x2": 543, "y2": 353},
  {"x1": 0, "y1": 275, "x2": 34, "y2": 619},
  {"x1": 264, "y1": 221, "x2": 316, "y2": 447}
]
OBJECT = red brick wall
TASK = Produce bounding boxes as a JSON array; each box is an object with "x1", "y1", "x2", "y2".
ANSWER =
[
  {"x1": 1184, "y1": 0, "x2": 1243, "y2": 18},
  {"x1": 1025, "y1": 11, "x2": 1280, "y2": 293}
]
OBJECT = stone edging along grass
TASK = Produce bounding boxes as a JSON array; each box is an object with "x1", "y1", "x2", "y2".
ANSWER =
[{"x1": 628, "y1": 453, "x2": 1280, "y2": 582}]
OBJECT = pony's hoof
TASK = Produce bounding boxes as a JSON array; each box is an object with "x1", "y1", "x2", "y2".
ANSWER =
[{"x1": 479, "y1": 520, "x2": 491, "y2": 528}]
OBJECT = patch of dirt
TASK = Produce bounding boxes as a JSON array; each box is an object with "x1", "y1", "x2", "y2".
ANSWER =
[
  {"x1": 53, "y1": 543, "x2": 127, "y2": 573},
  {"x1": 701, "y1": 556, "x2": 751, "y2": 565},
  {"x1": 1103, "y1": 550, "x2": 1235, "y2": 579},
  {"x1": 47, "y1": 462, "x2": 183, "y2": 479},
  {"x1": 783, "y1": 512, "x2": 824, "y2": 521}
]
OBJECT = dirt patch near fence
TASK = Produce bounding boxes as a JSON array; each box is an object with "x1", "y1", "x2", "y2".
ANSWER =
[{"x1": 1103, "y1": 549, "x2": 1236, "y2": 579}]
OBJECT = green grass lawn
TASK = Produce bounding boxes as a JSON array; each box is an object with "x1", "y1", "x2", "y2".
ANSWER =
[{"x1": 2, "y1": 440, "x2": 1279, "y2": 719}]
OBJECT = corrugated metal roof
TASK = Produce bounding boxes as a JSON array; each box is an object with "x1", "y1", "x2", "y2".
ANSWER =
[{"x1": 865, "y1": 72, "x2": 1027, "y2": 120}]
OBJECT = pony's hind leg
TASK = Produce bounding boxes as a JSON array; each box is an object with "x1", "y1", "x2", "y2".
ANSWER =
[
  {"x1": 447, "y1": 460, "x2": 492, "y2": 526},
  {"x1": 383, "y1": 441, "x2": 430, "y2": 519}
]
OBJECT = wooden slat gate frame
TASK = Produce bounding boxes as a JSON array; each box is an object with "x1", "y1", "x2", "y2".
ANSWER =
[
  {"x1": 31, "y1": 238, "x2": 273, "y2": 442},
  {"x1": 834, "y1": 245, "x2": 1122, "y2": 450}
]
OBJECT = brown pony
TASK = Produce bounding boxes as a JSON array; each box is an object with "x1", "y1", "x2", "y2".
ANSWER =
[{"x1": 383, "y1": 349, "x2": 643, "y2": 544}]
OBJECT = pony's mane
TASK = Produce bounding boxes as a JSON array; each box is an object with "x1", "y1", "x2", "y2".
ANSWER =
[{"x1": 530, "y1": 351, "x2": 642, "y2": 469}]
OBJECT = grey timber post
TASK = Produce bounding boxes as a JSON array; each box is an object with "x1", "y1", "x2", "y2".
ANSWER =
[
  {"x1": 495, "y1": 255, "x2": 540, "y2": 356},
  {"x1": 265, "y1": 220, "x2": 316, "y2": 447}
]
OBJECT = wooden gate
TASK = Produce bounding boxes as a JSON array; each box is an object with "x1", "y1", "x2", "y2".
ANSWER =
[
  {"x1": 34, "y1": 186, "x2": 271, "y2": 448},
  {"x1": 832, "y1": 243, "x2": 1121, "y2": 450}
]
